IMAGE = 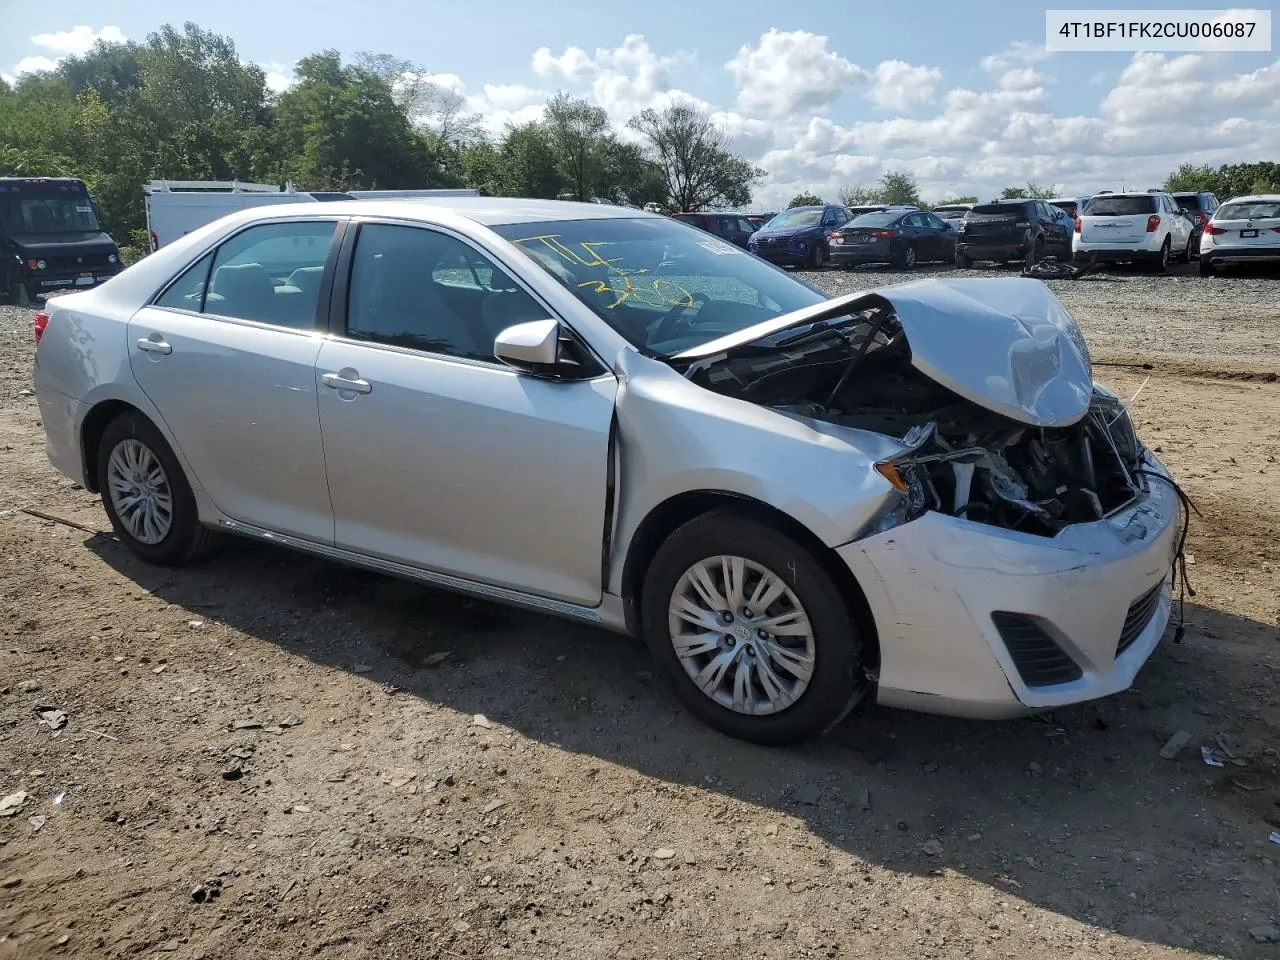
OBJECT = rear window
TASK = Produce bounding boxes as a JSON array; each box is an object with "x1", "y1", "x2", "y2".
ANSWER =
[
  {"x1": 1216, "y1": 201, "x2": 1280, "y2": 220},
  {"x1": 933, "y1": 206, "x2": 968, "y2": 216},
  {"x1": 971, "y1": 202, "x2": 1029, "y2": 216},
  {"x1": 672, "y1": 214, "x2": 703, "y2": 225},
  {"x1": 1049, "y1": 201, "x2": 1078, "y2": 217},
  {"x1": 1085, "y1": 196, "x2": 1156, "y2": 216},
  {"x1": 1172, "y1": 194, "x2": 1204, "y2": 211},
  {"x1": 848, "y1": 212, "x2": 900, "y2": 227}
]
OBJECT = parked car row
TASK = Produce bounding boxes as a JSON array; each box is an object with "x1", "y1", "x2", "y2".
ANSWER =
[{"x1": 656, "y1": 188, "x2": 1276, "y2": 278}]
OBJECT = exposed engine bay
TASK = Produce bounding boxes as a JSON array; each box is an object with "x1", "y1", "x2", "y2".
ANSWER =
[{"x1": 678, "y1": 299, "x2": 1148, "y2": 536}]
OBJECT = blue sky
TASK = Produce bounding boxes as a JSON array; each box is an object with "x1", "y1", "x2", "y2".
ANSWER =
[{"x1": 4, "y1": 1, "x2": 1278, "y2": 207}]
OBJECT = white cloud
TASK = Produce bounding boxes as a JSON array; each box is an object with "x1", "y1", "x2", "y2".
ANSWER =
[
  {"x1": 868, "y1": 60, "x2": 942, "y2": 112},
  {"x1": 256, "y1": 61, "x2": 294, "y2": 94},
  {"x1": 6, "y1": 24, "x2": 126, "y2": 82},
  {"x1": 981, "y1": 40, "x2": 1052, "y2": 73},
  {"x1": 31, "y1": 25, "x2": 125, "y2": 57},
  {"x1": 998, "y1": 67, "x2": 1047, "y2": 91},
  {"x1": 531, "y1": 35, "x2": 691, "y2": 123},
  {"x1": 726, "y1": 29, "x2": 868, "y2": 115}
]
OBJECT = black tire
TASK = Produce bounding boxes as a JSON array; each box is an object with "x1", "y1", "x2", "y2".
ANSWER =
[
  {"x1": 639, "y1": 508, "x2": 867, "y2": 746},
  {"x1": 4, "y1": 271, "x2": 24, "y2": 305},
  {"x1": 807, "y1": 242, "x2": 825, "y2": 270},
  {"x1": 1180, "y1": 236, "x2": 1193, "y2": 263},
  {"x1": 1025, "y1": 237, "x2": 1044, "y2": 271},
  {"x1": 896, "y1": 244, "x2": 917, "y2": 270},
  {"x1": 96, "y1": 411, "x2": 220, "y2": 566},
  {"x1": 1150, "y1": 238, "x2": 1170, "y2": 273},
  {"x1": 1199, "y1": 256, "x2": 1215, "y2": 277},
  {"x1": 955, "y1": 251, "x2": 973, "y2": 269}
]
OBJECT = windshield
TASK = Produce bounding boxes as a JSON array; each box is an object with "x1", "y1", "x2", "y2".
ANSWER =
[
  {"x1": 932, "y1": 206, "x2": 968, "y2": 217},
  {"x1": 490, "y1": 217, "x2": 828, "y2": 357},
  {"x1": 766, "y1": 208, "x2": 824, "y2": 228},
  {"x1": 848, "y1": 212, "x2": 901, "y2": 227},
  {"x1": 1215, "y1": 201, "x2": 1280, "y2": 220},
  {"x1": 1085, "y1": 196, "x2": 1156, "y2": 216},
  {"x1": 0, "y1": 180, "x2": 101, "y2": 235}
]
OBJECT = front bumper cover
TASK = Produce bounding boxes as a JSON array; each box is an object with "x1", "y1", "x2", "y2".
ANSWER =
[{"x1": 838, "y1": 453, "x2": 1180, "y2": 718}]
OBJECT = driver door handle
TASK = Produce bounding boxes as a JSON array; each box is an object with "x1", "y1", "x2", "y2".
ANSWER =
[
  {"x1": 321, "y1": 372, "x2": 372, "y2": 394},
  {"x1": 136, "y1": 337, "x2": 172, "y2": 355}
]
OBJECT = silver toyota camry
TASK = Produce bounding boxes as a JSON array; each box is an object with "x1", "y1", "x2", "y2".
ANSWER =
[{"x1": 32, "y1": 198, "x2": 1184, "y2": 745}]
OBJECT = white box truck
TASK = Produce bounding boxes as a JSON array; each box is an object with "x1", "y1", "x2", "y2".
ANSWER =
[{"x1": 143, "y1": 181, "x2": 480, "y2": 250}]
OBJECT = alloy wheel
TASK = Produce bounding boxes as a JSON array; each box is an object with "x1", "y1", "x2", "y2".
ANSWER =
[
  {"x1": 667, "y1": 555, "x2": 817, "y2": 715},
  {"x1": 106, "y1": 438, "x2": 174, "y2": 545}
]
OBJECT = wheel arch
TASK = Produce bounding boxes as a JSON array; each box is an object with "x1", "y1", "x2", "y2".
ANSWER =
[
  {"x1": 618, "y1": 490, "x2": 880, "y2": 671},
  {"x1": 80, "y1": 399, "x2": 154, "y2": 494}
]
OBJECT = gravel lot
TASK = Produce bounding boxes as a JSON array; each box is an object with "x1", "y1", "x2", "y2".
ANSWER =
[{"x1": 1, "y1": 267, "x2": 1279, "y2": 960}]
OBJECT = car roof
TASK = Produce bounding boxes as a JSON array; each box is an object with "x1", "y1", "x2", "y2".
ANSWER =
[
  {"x1": 1045, "y1": 196, "x2": 1088, "y2": 203},
  {"x1": 231, "y1": 196, "x2": 661, "y2": 227},
  {"x1": 1218, "y1": 194, "x2": 1280, "y2": 203},
  {"x1": 1090, "y1": 191, "x2": 1166, "y2": 199}
]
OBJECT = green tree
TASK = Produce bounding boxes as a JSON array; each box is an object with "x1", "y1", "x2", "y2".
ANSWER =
[
  {"x1": 787, "y1": 192, "x2": 824, "y2": 208},
  {"x1": 936, "y1": 195, "x2": 978, "y2": 205},
  {"x1": 626, "y1": 101, "x2": 764, "y2": 211},
  {"x1": 1000, "y1": 181, "x2": 1057, "y2": 200},
  {"x1": 878, "y1": 169, "x2": 921, "y2": 205},
  {"x1": 542, "y1": 92, "x2": 611, "y2": 201},
  {"x1": 1165, "y1": 161, "x2": 1280, "y2": 198},
  {"x1": 838, "y1": 183, "x2": 877, "y2": 206},
  {"x1": 497, "y1": 121, "x2": 562, "y2": 198},
  {"x1": 275, "y1": 51, "x2": 442, "y2": 190},
  {"x1": 459, "y1": 140, "x2": 503, "y2": 195}
]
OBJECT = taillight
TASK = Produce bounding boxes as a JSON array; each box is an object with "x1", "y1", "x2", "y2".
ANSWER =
[
  {"x1": 1204, "y1": 224, "x2": 1227, "y2": 235},
  {"x1": 1074, "y1": 216, "x2": 1081, "y2": 233},
  {"x1": 870, "y1": 230, "x2": 895, "y2": 239},
  {"x1": 149, "y1": 230, "x2": 158, "y2": 252},
  {"x1": 1145, "y1": 215, "x2": 1161, "y2": 233},
  {"x1": 33, "y1": 311, "x2": 50, "y2": 347},
  {"x1": 828, "y1": 232, "x2": 842, "y2": 240}
]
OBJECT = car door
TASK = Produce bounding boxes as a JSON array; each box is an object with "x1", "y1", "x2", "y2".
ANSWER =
[
  {"x1": 127, "y1": 218, "x2": 341, "y2": 543},
  {"x1": 904, "y1": 214, "x2": 932, "y2": 259},
  {"x1": 314, "y1": 219, "x2": 617, "y2": 605},
  {"x1": 1170, "y1": 196, "x2": 1192, "y2": 251},
  {"x1": 924, "y1": 213, "x2": 953, "y2": 259}
]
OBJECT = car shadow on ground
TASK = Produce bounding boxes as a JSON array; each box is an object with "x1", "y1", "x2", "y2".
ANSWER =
[{"x1": 87, "y1": 532, "x2": 1280, "y2": 958}]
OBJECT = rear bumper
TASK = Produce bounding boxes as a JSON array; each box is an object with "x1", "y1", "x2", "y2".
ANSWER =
[
  {"x1": 33, "y1": 378, "x2": 86, "y2": 487},
  {"x1": 829, "y1": 241, "x2": 894, "y2": 264},
  {"x1": 955, "y1": 240, "x2": 1026, "y2": 261},
  {"x1": 839, "y1": 454, "x2": 1179, "y2": 719},
  {"x1": 1202, "y1": 245, "x2": 1280, "y2": 263},
  {"x1": 30, "y1": 268, "x2": 122, "y2": 297},
  {"x1": 1073, "y1": 248, "x2": 1162, "y2": 263}
]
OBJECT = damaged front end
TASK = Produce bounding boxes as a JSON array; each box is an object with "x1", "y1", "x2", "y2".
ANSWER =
[{"x1": 672, "y1": 278, "x2": 1149, "y2": 538}]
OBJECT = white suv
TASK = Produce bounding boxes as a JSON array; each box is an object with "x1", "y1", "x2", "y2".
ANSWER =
[
  {"x1": 1199, "y1": 194, "x2": 1280, "y2": 276},
  {"x1": 1073, "y1": 191, "x2": 1194, "y2": 272}
]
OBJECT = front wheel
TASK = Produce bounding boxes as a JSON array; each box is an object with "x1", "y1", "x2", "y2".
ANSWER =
[
  {"x1": 955, "y1": 251, "x2": 973, "y2": 269},
  {"x1": 97, "y1": 412, "x2": 220, "y2": 566},
  {"x1": 1025, "y1": 237, "x2": 1044, "y2": 271},
  {"x1": 807, "y1": 243, "x2": 825, "y2": 270},
  {"x1": 640, "y1": 508, "x2": 867, "y2": 745}
]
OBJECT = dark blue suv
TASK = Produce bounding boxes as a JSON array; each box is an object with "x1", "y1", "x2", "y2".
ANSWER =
[{"x1": 748, "y1": 204, "x2": 853, "y2": 268}]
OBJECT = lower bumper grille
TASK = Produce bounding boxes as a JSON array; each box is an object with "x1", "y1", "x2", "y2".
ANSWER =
[
  {"x1": 992, "y1": 613, "x2": 1083, "y2": 687},
  {"x1": 1117, "y1": 582, "x2": 1163, "y2": 656}
]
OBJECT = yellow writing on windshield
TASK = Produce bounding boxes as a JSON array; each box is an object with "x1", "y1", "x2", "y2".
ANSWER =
[{"x1": 511, "y1": 233, "x2": 697, "y2": 310}]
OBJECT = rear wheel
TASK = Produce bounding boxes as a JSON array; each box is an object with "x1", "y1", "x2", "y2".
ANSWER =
[
  {"x1": 640, "y1": 509, "x2": 867, "y2": 746},
  {"x1": 1150, "y1": 237, "x2": 1171, "y2": 273},
  {"x1": 897, "y1": 244, "x2": 917, "y2": 270},
  {"x1": 97, "y1": 412, "x2": 221, "y2": 566},
  {"x1": 955, "y1": 251, "x2": 973, "y2": 269},
  {"x1": 1199, "y1": 255, "x2": 1215, "y2": 276},
  {"x1": 1025, "y1": 237, "x2": 1044, "y2": 271}
]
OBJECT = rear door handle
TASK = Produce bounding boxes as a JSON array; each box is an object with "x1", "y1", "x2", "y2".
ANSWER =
[
  {"x1": 136, "y1": 337, "x2": 172, "y2": 355},
  {"x1": 321, "y1": 372, "x2": 372, "y2": 394}
]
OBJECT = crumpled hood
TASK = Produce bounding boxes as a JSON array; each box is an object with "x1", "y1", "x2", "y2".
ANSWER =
[
  {"x1": 8, "y1": 232, "x2": 117, "y2": 258},
  {"x1": 673, "y1": 277, "x2": 1094, "y2": 428}
]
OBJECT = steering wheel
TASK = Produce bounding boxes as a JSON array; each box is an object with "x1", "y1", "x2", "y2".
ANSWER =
[{"x1": 649, "y1": 292, "x2": 709, "y2": 344}]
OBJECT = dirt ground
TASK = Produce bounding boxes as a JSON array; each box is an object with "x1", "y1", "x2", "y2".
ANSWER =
[{"x1": 2, "y1": 266, "x2": 1279, "y2": 960}]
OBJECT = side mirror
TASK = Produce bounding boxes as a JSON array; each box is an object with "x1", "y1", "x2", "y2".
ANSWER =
[{"x1": 494, "y1": 319, "x2": 561, "y2": 372}]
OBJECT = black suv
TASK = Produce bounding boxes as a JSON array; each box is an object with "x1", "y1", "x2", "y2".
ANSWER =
[
  {"x1": 1170, "y1": 191, "x2": 1219, "y2": 254},
  {"x1": 955, "y1": 199, "x2": 1073, "y2": 268}
]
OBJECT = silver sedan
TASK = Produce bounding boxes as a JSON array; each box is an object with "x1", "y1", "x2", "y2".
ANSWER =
[{"x1": 32, "y1": 199, "x2": 1184, "y2": 744}]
